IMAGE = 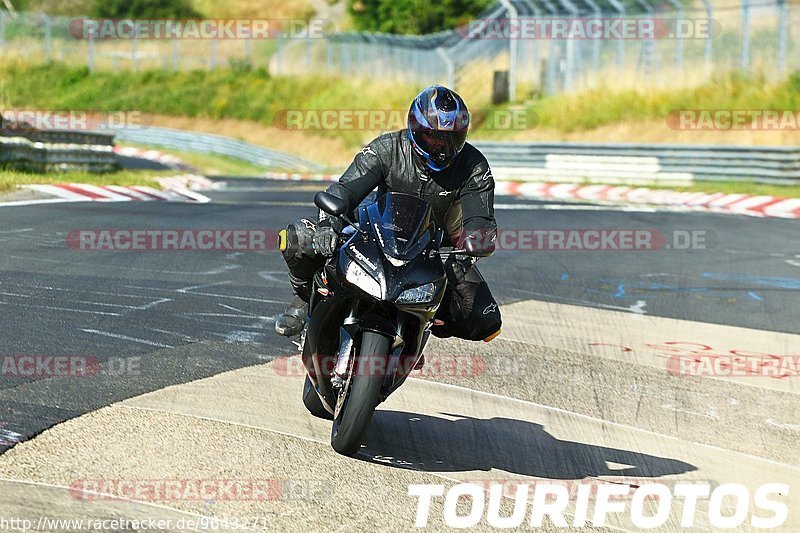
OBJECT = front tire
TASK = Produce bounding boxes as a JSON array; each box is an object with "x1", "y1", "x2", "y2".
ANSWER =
[
  {"x1": 303, "y1": 375, "x2": 333, "y2": 420},
  {"x1": 330, "y1": 331, "x2": 390, "y2": 456}
]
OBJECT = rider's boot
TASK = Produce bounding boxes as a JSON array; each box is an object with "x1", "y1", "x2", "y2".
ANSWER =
[
  {"x1": 275, "y1": 274, "x2": 311, "y2": 337},
  {"x1": 274, "y1": 295, "x2": 308, "y2": 337}
]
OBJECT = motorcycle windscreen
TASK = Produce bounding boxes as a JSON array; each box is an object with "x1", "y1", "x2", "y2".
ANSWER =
[{"x1": 367, "y1": 192, "x2": 433, "y2": 259}]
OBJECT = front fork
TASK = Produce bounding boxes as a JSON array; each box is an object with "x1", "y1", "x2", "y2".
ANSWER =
[
  {"x1": 328, "y1": 302, "x2": 430, "y2": 403},
  {"x1": 332, "y1": 315, "x2": 358, "y2": 390}
]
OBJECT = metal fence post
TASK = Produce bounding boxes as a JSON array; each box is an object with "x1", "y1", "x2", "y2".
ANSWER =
[
  {"x1": 740, "y1": 0, "x2": 750, "y2": 71},
  {"x1": 393, "y1": 46, "x2": 401, "y2": 82},
  {"x1": 564, "y1": 40, "x2": 576, "y2": 92},
  {"x1": 275, "y1": 38, "x2": 283, "y2": 74},
  {"x1": 777, "y1": 0, "x2": 788, "y2": 74},
  {"x1": 520, "y1": 0, "x2": 542, "y2": 87},
  {"x1": 583, "y1": 0, "x2": 602, "y2": 76},
  {"x1": 43, "y1": 14, "x2": 51, "y2": 62},
  {"x1": 498, "y1": 0, "x2": 518, "y2": 101},
  {"x1": 170, "y1": 39, "x2": 179, "y2": 70},
  {"x1": 669, "y1": 0, "x2": 684, "y2": 72},
  {"x1": 702, "y1": 0, "x2": 713, "y2": 76},
  {"x1": 546, "y1": 41, "x2": 557, "y2": 95},
  {"x1": 87, "y1": 33, "x2": 95, "y2": 71},
  {"x1": 0, "y1": 11, "x2": 6, "y2": 48},
  {"x1": 210, "y1": 37, "x2": 218, "y2": 69},
  {"x1": 606, "y1": 0, "x2": 626, "y2": 70},
  {"x1": 342, "y1": 41, "x2": 351, "y2": 74},
  {"x1": 131, "y1": 36, "x2": 138, "y2": 71},
  {"x1": 436, "y1": 47, "x2": 455, "y2": 89},
  {"x1": 244, "y1": 39, "x2": 253, "y2": 68},
  {"x1": 326, "y1": 39, "x2": 333, "y2": 74}
]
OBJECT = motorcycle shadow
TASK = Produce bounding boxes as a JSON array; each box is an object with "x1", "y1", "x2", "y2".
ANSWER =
[{"x1": 360, "y1": 411, "x2": 696, "y2": 480}]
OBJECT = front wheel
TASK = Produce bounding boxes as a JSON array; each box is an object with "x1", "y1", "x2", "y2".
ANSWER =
[{"x1": 330, "y1": 331, "x2": 390, "y2": 456}]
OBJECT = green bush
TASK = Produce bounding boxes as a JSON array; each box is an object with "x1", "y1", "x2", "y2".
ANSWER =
[
  {"x1": 348, "y1": 0, "x2": 493, "y2": 35},
  {"x1": 789, "y1": 71, "x2": 800, "y2": 95},
  {"x1": 0, "y1": 62, "x2": 417, "y2": 148},
  {"x1": 91, "y1": 0, "x2": 201, "y2": 19}
]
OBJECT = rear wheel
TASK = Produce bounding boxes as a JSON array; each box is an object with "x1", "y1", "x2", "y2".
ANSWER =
[
  {"x1": 330, "y1": 331, "x2": 390, "y2": 456},
  {"x1": 303, "y1": 375, "x2": 333, "y2": 420}
]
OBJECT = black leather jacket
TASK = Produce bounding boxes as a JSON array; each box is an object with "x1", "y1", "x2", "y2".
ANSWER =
[{"x1": 322, "y1": 130, "x2": 496, "y2": 246}]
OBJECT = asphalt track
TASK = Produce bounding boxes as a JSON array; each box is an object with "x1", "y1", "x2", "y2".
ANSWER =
[{"x1": 0, "y1": 177, "x2": 798, "y2": 531}]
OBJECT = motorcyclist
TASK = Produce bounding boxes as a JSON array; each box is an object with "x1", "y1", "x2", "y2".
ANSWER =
[{"x1": 274, "y1": 85, "x2": 502, "y2": 345}]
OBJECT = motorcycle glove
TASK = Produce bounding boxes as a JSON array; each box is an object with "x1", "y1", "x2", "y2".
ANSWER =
[{"x1": 313, "y1": 222, "x2": 338, "y2": 257}]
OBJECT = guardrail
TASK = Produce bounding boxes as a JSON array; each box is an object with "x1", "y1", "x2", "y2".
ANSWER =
[
  {"x1": 471, "y1": 142, "x2": 800, "y2": 185},
  {"x1": 113, "y1": 127, "x2": 325, "y2": 173},
  {"x1": 0, "y1": 130, "x2": 118, "y2": 172}
]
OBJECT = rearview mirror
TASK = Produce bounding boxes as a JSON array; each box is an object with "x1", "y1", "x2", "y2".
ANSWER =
[{"x1": 314, "y1": 191, "x2": 349, "y2": 217}]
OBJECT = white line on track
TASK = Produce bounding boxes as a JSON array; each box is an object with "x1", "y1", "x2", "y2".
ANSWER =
[
  {"x1": 131, "y1": 298, "x2": 173, "y2": 311},
  {"x1": 0, "y1": 302, "x2": 122, "y2": 316},
  {"x1": 28, "y1": 285, "x2": 167, "y2": 300},
  {"x1": 180, "y1": 313, "x2": 275, "y2": 319},
  {"x1": 510, "y1": 288, "x2": 648, "y2": 316},
  {"x1": 218, "y1": 304, "x2": 255, "y2": 316},
  {"x1": 6, "y1": 255, "x2": 241, "y2": 276},
  {"x1": 176, "y1": 281, "x2": 231, "y2": 292},
  {"x1": 123, "y1": 284, "x2": 284, "y2": 304},
  {"x1": 79, "y1": 329, "x2": 174, "y2": 348},
  {"x1": 0, "y1": 198, "x2": 87, "y2": 207}
]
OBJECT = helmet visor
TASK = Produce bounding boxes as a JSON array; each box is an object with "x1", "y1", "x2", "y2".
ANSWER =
[{"x1": 411, "y1": 129, "x2": 468, "y2": 169}]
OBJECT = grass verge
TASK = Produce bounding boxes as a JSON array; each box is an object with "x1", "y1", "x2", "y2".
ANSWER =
[
  {"x1": 653, "y1": 180, "x2": 800, "y2": 198},
  {"x1": 0, "y1": 169, "x2": 175, "y2": 194},
  {"x1": 568, "y1": 179, "x2": 800, "y2": 199},
  {"x1": 119, "y1": 142, "x2": 266, "y2": 176}
]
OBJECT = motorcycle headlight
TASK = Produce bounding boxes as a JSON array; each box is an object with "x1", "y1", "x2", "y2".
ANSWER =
[
  {"x1": 397, "y1": 282, "x2": 437, "y2": 304},
  {"x1": 345, "y1": 260, "x2": 382, "y2": 299}
]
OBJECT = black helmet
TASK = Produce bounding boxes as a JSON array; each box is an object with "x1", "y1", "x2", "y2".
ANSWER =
[{"x1": 407, "y1": 86, "x2": 470, "y2": 172}]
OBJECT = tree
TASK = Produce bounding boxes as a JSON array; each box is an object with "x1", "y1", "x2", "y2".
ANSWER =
[{"x1": 348, "y1": 0, "x2": 494, "y2": 35}]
